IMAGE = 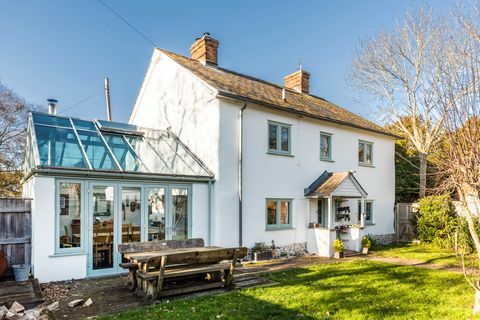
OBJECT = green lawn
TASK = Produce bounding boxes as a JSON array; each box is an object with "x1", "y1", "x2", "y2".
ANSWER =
[
  {"x1": 373, "y1": 243, "x2": 460, "y2": 267},
  {"x1": 100, "y1": 260, "x2": 476, "y2": 320}
]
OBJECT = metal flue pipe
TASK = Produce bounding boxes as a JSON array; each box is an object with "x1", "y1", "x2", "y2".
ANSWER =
[{"x1": 104, "y1": 77, "x2": 112, "y2": 121}]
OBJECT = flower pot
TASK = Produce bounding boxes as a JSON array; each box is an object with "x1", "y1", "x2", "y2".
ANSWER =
[
  {"x1": 362, "y1": 247, "x2": 369, "y2": 254},
  {"x1": 12, "y1": 264, "x2": 30, "y2": 281},
  {"x1": 333, "y1": 251, "x2": 344, "y2": 259}
]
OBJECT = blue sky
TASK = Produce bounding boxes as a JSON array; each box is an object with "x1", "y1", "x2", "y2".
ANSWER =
[{"x1": 0, "y1": 0, "x2": 456, "y2": 123}]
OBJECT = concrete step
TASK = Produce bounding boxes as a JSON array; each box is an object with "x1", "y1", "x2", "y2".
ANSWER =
[{"x1": 343, "y1": 250, "x2": 364, "y2": 258}]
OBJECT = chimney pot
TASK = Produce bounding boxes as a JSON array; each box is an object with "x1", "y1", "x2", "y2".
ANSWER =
[
  {"x1": 284, "y1": 69, "x2": 310, "y2": 94},
  {"x1": 190, "y1": 33, "x2": 219, "y2": 66},
  {"x1": 47, "y1": 98, "x2": 58, "y2": 115}
]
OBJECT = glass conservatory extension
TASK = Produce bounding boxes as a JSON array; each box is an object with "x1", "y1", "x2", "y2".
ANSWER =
[
  {"x1": 23, "y1": 112, "x2": 214, "y2": 280},
  {"x1": 25, "y1": 112, "x2": 214, "y2": 178}
]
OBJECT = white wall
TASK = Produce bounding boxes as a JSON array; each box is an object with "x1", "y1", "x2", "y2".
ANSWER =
[
  {"x1": 129, "y1": 49, "x2": 395, "y2": 252},
  {"x1": 26, "y1": 176, "x2": 87, "y2": 282},
  {"x1": 23, "y1": 176, "x2": 210, "y2": 282},
  {"x1": 239, "y1": 103, "x2": 395, "y2": 248},
  {"x1": 191, "y1": 183, "x2": 210, "y2": 242},
  {"x1": 130, "y1": 50, "x2": 240, "y2": 247}
]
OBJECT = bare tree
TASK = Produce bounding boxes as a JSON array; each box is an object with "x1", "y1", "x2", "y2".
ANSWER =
[
  {"x1": 350, "y1": 10, "x2": 447, "y2": 198},
  {"x1": 431, "y1": 3, "x2": 480, "y2": 313},
  {"x1": 0, "y1": 82, "x2": 29, "y2": 196}
]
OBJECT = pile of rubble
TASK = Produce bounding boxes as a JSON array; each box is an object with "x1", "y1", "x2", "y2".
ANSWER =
[
  {"x1": 0, "y1": 301, "x2": 54, "y2": 320},
  {"x1": 39, "y1": 282, "x2": 74, "y2": 303},
  {"x1": 0, "y1": 297, "x2": 93, "y2": 320}
]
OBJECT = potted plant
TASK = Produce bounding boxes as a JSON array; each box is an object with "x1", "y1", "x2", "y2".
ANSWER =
[
  {"x1": 252, "y1": 240, "x2": 276, "y2": 262},
  {"x1": 333, "y1": 239, "x2": 344, "y2": 259},
  {"x1": 361, "y1": 236, "x2": 372, "y2": 254}
]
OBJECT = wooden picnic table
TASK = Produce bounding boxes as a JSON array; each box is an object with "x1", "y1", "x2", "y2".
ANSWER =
[
  {"x1": 124, "y1": 246, "x2": 221, "y2": 271},
  {"x1": 126, "y1": 246, "x2": 244, "y2": 299}
]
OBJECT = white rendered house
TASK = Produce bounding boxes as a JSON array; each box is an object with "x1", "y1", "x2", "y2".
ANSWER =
[
  {"x1": 130, "y1": 33, "x2": 398, "y2": 257},
  {"x1": 22, "y1": 33, "x2": 397, "y2": 282}
]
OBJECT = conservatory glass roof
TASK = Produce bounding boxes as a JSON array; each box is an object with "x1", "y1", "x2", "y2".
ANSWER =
[{"x1": 26, "y1": 112, "x2": 214, "y2": 178}]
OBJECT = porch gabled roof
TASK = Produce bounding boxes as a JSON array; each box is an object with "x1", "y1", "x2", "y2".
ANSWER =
[{"x1": 304, "y1": 170, "x2": 367, "y2": 198}]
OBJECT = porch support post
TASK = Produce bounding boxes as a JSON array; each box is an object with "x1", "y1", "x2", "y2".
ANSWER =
[
  {"x1": 327, "y1": 196, "x2": 332, "y2": 229},
  {"x1": 360, "y1": 197, "x2": 366, "y2": 228}
]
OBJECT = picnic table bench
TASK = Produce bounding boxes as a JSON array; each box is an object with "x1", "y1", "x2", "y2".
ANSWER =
[
  {"x1": 118, "y1": 238, "x2": 247, "y2": 299},
  {"x1": 118, "y1": 238, "x2": 205, "y2": 290},
  {"x1": 134, "y1": 247, "x2": 247, "y2": 299}
]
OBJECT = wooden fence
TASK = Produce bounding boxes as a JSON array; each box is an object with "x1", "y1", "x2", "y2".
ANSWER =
[
  {"x1": 0, "y1": 198, "x2": 32, "y2": 272},
  {"x1": 395, "y1": 202, "x2": 415, "y2": 243}
]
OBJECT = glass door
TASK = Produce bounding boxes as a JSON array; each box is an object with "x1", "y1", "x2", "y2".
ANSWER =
[
  {"x1": 171, "y1": 188, "x2": 189, "y2": 240},
  {"x1": 147, "y1": 187, "x2": 166, "y2": 241},
  {"x1": 146, "y1": 186, "x2": 190, "y2": 241},
  {"x1": 89, "y1": 183, "x2": 116, "y2": 275},
  {"x1": 121, "y1": 187, "x2": 142, "y2": 244}
]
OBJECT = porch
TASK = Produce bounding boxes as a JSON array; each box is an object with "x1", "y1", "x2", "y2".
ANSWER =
[{"x1": 304, "y1": 171, "x2": 369, "y2": 257}]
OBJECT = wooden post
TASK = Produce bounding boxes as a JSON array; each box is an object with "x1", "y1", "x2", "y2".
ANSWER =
[
  {"x1": 225, "y1": 249, "x2": 240, "y2": 288},
  {"x1": 155, "y1": 256, "x2": 167, "y2": 300}
]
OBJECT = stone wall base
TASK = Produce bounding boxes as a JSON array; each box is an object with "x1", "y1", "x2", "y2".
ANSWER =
[
  {"x1": 370, "y1": 233, "x2": 395, "y2": 245},
  {"x1": 246, "y1": 242, "x2": 307, "y2": 261}
]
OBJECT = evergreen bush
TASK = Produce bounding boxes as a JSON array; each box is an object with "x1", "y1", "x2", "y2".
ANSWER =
[{"x1": 415, "y1": 194, "x2": 458, "y2": 248}]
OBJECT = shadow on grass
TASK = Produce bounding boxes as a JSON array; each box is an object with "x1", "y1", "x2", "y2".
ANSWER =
[
  {"x1": 101, "y1": 290, "x2": 317, "y2": 320},
  {"x1": 263, "y1": 260, "x2": 469, "y2": 318},
  {"x1": 100, "y1": 260, "x2": 472, "y2": 320}
]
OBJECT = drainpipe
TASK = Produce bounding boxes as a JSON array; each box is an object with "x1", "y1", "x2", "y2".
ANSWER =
[
  {"x1": 239, "y1": 102, "x2": 247, "y2": 246},
  {"x1": 208, "y1": 180, "x2": 212, "y2": 245}
]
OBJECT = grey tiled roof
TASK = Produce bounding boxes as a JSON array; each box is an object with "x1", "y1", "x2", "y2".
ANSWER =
[{"x1": 159, "y1": 48, "x2": 398, "y2": 138}]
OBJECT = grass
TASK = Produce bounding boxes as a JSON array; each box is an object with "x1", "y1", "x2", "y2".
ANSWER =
[
  {"x1": 372, "y1": 242, "x2": 460, "y2": 267},
  {"x1": 100, "y1": 260, "x2": 477, "y2": 320}
]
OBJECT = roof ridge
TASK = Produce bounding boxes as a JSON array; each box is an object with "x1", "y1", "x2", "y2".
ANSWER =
[
  {"x1": 156, "y1": 47, "x2": 399, "y2": 139},
  {"x1": 157, "y1": 48, "x2": 330, "y2": 101}
]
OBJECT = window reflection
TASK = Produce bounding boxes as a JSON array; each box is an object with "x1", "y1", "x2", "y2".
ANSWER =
[
  {"x1": 59, "y1": 182, "x2": 82, "y2": 249},
  {"x1": 172, "y1": 188, "x2": 188, "y2": 240},
  {"x1": 147, "y1": 188, "x2": 165, "y2": 241},
  {"x1": 92, "y1": 186, "x2": 115, "y2": 270},
  {"x1": 267, "y1": 200, "x2": 277, "y2": 225},
  {"x1": 121, "y1": 187, "x2": 141, "y2": 243},
  {"x1": 36, "y1": 126, "x2": 87, "y2": 168}
]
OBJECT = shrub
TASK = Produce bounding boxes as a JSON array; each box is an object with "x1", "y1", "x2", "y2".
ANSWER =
[
  {"x1": 456, "y1": 216, "x2": 480, "y2": 254},
  {"x1": 252, "y1": 241, "x2": 276, "y2": 253},
  {"x1": 415, "y1": 194, "x2": 458, "y2": 248},
  {"x1": 361, "y1": 236, "x2": 372, "y2": 249},
  {"x1": 333, "y1": 239, "x2": 344, "y2": 252},
  {"x1": 252, "y1": 242, "x2": 268, "y2": 253}
]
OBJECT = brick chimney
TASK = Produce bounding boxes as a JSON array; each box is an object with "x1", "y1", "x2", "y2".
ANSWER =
[
  {"x1": 284, "y1": 69, "x2": 310, "y2": 94},
  {"x1": 190, "y1": 33, "x2": 219, "y2": 66}
]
